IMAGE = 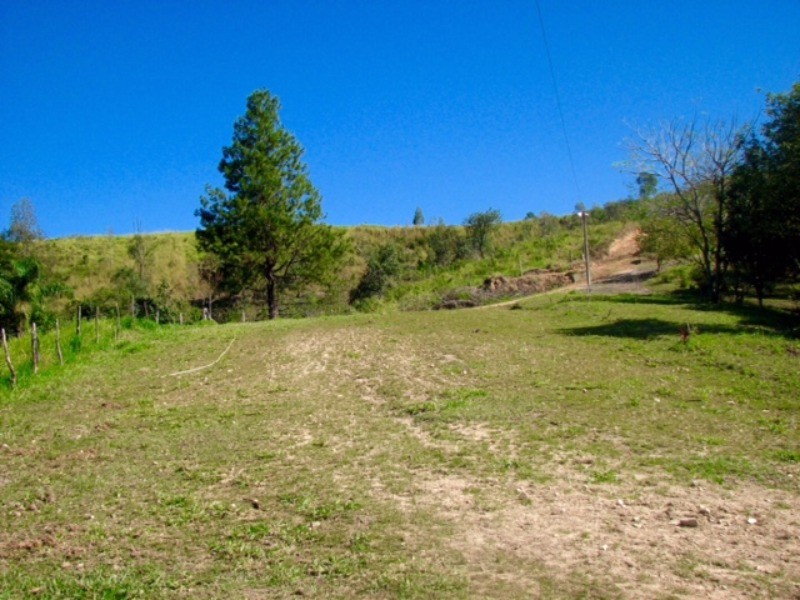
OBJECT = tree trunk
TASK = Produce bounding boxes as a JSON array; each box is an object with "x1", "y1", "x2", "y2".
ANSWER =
[
  {"x1": 755, "y1": 281, "x2": 765, "y2": 308},
  {"x1": 267, "y1": 270, "x2": 278, "y2": 320}
]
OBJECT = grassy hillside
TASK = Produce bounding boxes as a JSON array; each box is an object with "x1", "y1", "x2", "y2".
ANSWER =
[
  {"x1": 32, "y1": 216, "x2": 631, "y2": 319},
  {"x1": 1, "y1": 289, "x2": 798, "y2": 598},
  {"x1": 34, "y1": 232, "x2": 202, "y2": 308}
]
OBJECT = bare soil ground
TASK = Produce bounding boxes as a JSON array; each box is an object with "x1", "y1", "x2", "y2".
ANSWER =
[
  {"x1": 574, "y1": 228, "x2": 659, "y2": 295},
  {"x1": 337, "y1": 326, "x2": 799, "y2": 598},
  {"x1": 275, "y1": 310, "x2": 799, "y2": 597}
]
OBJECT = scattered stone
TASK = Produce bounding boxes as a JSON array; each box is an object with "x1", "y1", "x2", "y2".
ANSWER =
[
  {"x1": 616, "y1": 499, "x2": 626, "y2": 508},
  {"x1": 747, "y1": 517, "x2": 758, "y2": 526},
  {"x1": 699, "y1": 506, "x2": 711, "y2": 517},
  {"x1": 678, "y1": 518, "x2": 699, "y2": 528},
  {"x1": 310, "y1": 521, "x2": 321, "y2": 529}
]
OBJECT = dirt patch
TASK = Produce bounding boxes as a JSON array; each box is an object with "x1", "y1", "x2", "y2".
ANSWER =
[
  {"x1": 482, "y1": 270, "x2": 574, "y2": 296},
  {"x1": 467, "y1": 228, "x2": 658, "y2": 309},
  {"x1": 608, "y1": 229, "x2": 640, "y2": 259},
  {"x1": 575, "y1": 227, "x2": 659, "y2": 295},
  {"x1": 388, "y1": 468, "x2": 800, "y2": 598}
]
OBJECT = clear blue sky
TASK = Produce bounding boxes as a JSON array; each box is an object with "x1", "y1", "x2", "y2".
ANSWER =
[{"x1": 1, "y1": 1, "x2": 798, "y2": 238}]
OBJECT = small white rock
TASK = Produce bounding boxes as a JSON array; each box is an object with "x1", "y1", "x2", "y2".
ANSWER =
[{"x1": 747, "y1": 517, "x2": 758, "y2": 525}]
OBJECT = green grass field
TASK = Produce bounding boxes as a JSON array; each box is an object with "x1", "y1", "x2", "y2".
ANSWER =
[{"x1": 1, "y1": 289, "x2": 798, "y2": 598}]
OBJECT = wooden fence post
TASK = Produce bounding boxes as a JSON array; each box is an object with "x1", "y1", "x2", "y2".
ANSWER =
[
  {"x1": 31, "y1": 322, "x2": 40, "y2": 374},
  {"x1": 95, "y1": 306, "x2": 100, "y2": 343},
  {"x1": 55, "y1": 319, "x2": 64, "y2": 365},
  {"x1": 76, "y1": 305, "x2": 81, "y2": 336},
  {"x1": 1, "y1": 328, "x2": 16, "y2": 387}
]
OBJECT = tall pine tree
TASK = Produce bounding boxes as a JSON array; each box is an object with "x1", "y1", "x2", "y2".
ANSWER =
[{"x1": 196, "y1": 90, "x2": 345, "y2": 319}]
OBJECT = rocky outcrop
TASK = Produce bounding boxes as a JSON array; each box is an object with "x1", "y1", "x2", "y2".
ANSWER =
[{"x1": 482, "y1": 269, "x2": 574, "y2": 295}]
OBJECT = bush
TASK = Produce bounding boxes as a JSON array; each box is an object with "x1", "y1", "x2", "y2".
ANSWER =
[{"x1": 350, "y1": 244, "x2": 401, "y2": 304}]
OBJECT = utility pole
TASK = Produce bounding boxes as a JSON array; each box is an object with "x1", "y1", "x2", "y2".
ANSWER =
[{"x1": 580, "y1": 210, "x2": 591, "y2": 291}]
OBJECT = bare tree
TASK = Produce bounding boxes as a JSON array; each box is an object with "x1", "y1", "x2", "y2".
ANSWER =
[
  {"x1": 5, "y1": 198, "x2": 43, "y2": 259},
  {"x1": 626, "y1": 117, "x2": 748, "y2": 301}
]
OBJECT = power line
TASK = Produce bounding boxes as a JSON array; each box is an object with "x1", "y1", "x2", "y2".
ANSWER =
[{"x1": 535, "y1": 0, "x2": 582, "y2": 201}]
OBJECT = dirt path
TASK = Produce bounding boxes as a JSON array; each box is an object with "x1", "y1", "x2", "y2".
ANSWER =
[{"x1": 479, "y1": 228, "x2": 656, "y2": 309}]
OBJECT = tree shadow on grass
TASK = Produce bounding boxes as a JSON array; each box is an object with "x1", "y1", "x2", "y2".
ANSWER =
[
  {"x1": 564, "y1": 290, "x2": 800, "y2": 339},
  {"x1": 561, "y1": 317, "x2": 798, "y2": 340},
  {"x1": 561, "y1": 318, "x2": 727, "y2": 340}
]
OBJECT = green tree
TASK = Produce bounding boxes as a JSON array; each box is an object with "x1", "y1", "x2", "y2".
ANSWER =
[
  {"x1": 196, "y1": 90, "x2": 345, "y2": 319},
  {"x1": 723, "y1": 82, "x2": 800, "y2": 305},
  {"x1": 413, "y1": 207, "x2": 425, "y2": 226},
  {"x1": 636, "y1": 172, "x2": 658, "y2": 200},
  {"x1": 0, "y1": 239, "x2": 40, "y2": 334},
  {"x1": 112, "y1": 266, "x2": 149, "y2": 316},
  {"x1": 426, "y1": 221, "x2": 469, "y2": 267},
  {"x1": 638, "y1": 197, "x2": 692, "y2": 272},
  {"x1": 464, "y1": 209, "x2": 502, "y2": 258},
  {"x1": 350, "y1": 243, "x2": 401, "y2": 304}
]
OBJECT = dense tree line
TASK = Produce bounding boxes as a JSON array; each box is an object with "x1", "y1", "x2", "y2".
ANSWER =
[
  {"x1": 631, "y1": 81, "x2": 799, "y2": 304},
  {"x1": 724, "y1": 83, "x2": 800, "y2": 305}
]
